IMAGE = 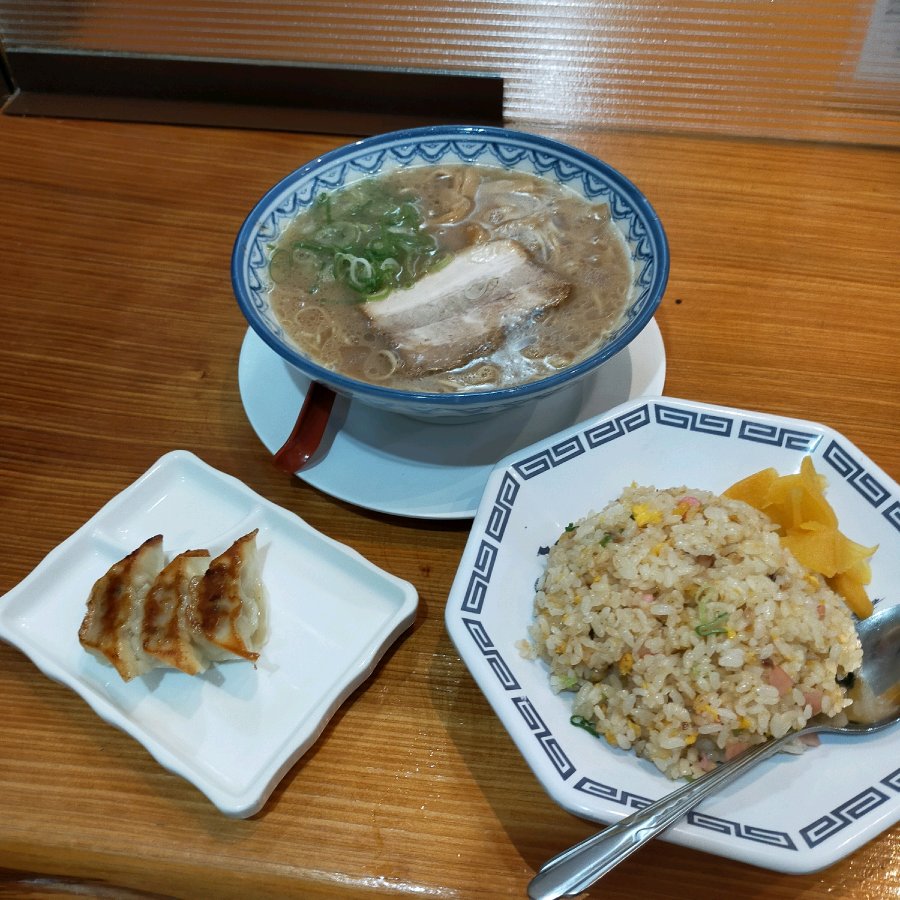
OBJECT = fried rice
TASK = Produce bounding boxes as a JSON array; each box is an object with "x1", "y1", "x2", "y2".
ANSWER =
[{"x1": 522, "y1": 484, "x2": 863, "y2": 779}]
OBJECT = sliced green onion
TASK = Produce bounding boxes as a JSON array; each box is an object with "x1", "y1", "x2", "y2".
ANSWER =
[
  {"x1": 268, "y1": 249, "x2": 292, "y2": 284},
  {"x1": 270, "y1": 181, "x2": 446, "y2": 300},
  {"x1": 694, "y1": 586, "x2": 729, "y2": 636},
  {"x1": 571, "y1": 715, "x2": 600, "y2": 737},
  {"x1": 695, "y1": 609, "x2": 729, "y2": 636}
]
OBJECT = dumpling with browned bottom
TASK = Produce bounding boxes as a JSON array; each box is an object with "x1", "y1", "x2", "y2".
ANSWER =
[
  {"x1": 190, "y1": 530, "x2": 266, "y2": 663},
  {"x1": 78, "y1": 535, "x2": 166, "y2": 681},
  {"x1": 141, "y1": 550, "x2": 212, "y2": 675}
]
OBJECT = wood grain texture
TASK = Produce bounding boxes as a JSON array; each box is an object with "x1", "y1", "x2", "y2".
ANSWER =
[{"x1": 0, "y1": 115, "x2": 898, "y2": 899}]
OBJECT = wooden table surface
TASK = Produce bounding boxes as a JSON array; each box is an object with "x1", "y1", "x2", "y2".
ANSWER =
[{"x1": 0, "y1": 114, "x2": 897, "y2": 899}]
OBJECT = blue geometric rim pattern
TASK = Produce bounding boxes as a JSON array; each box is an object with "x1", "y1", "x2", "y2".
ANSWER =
[
  {"x1": 460, "y1": 400, "x2": 899, "y2": 853},
  {"x1": 235, "y1": 125, "x2": 668, "y2": 406}
]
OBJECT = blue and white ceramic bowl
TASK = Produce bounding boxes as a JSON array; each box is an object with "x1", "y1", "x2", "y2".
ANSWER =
[{"x1": 232, "y1": 125, "x2": 669, "y2": 420}]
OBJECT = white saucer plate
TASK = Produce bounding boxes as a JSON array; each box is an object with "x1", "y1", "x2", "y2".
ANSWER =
[
  {"x1": 0, "y1": 451, "x2": 418, "y2": 817},
  {"x1": 445, "y1": 396, "x2": 899, "y2": 873},
  {"x1": 238, "y1": 319, "x2": 666, "y2": 519}
]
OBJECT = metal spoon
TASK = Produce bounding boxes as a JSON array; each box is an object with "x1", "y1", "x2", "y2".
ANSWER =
[{"x1": 528, "y1": 603, "x2": 900, "y2": 900}]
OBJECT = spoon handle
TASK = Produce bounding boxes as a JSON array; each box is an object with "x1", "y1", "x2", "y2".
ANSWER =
[
  {"x1": 273, "y1": 381, "x2": 336, "y2": 473},
  {"x1": 528, "y1": 731, "x2": 799, "y2": 900}
]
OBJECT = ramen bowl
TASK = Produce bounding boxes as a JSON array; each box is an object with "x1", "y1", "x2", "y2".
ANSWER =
[{"x1": 232, "y1": 125, "x2": 669, "y2": 421}]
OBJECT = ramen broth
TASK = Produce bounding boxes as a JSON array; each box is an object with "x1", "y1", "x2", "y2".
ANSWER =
[{"x1": 268, "y1": 165, "x2": 634, "y2": 392}]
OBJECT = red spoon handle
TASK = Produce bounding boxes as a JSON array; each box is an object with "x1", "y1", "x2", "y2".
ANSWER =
[{"x1": 272, "y1": 381, "x2": 337, "y2": 473}]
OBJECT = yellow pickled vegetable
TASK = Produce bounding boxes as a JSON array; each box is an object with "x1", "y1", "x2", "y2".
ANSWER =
[
  {"x1": 722, "y1": 467, "x2": 779, "y2": 508},
  {"x1": 826, "y1": 572, "x2": 874, "y2": 619},
  {"x1": 765, "y1": 456, "x2": 838, "y2": 532},
  {"x1": 725, "y1": 457, "x2": 877, "y2": 617},
  {"x1": 842, "y1": 557, "x2": 872, "y2": 585},
  {"x1": 781, "y1": 523, "x2": 876, "y2": 578}
]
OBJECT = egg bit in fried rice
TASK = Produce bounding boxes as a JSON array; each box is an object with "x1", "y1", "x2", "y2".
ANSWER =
[{"x1": 520, "y1": 483, "x2": 866, "y2": 780}]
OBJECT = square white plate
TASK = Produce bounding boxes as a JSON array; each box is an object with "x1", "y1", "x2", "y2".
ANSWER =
[
  {"x1": 0, "y1": 451, "x2": 418, "y2": 817},
  {"x1": 445, "y1": 396, "x2": 899, "y2": 873}
]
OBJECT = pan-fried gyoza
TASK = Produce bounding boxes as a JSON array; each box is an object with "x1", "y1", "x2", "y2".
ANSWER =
[{"x1": 78, "y1": 531, "x2": 266, "y2": 681}]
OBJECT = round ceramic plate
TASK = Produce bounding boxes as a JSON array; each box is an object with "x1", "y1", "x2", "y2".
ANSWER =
[{"x1": 237, "y1": 319, "x2": 666, "y2": 519}]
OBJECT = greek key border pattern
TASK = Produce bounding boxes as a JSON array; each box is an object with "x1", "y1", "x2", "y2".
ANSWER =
[
  {"x1": 457, "y1": 400, "x2": 899, "y2": 857},
  {"x1": 461, "y1": 618, "x2": 520, "y2": 692},
  {"x1": 584, "y1": 404, "x2": 651, "y2": 446},
  {"x1": 461, "y1": 540, "x2": 498, "y2": 615},
  {"x1": 512, "y1": 695, "x2": 576, "y2": 780},
  {"x1": 687, "y1": 812, "x2": 798, "y2": 850},
  {"x1": 572, "y1": 779, "x2": 797, "y2": 848},
  {"x1": 800, "y1": 783, "x2": 895, "y2": 848},
  {"x1": 572, "y1": 777, "x2": 652, "y2": 812},
  {"x1": 485, "y1": 471, "x2": 520, "y2": 542},
  {"x1": 822, "y1": 440, "x2": 892, "y2": 508},
  {"x1": 514, "y1": 435, "x2": 586, "y2": 480},
  {"x1": 654, "y1": 403, "x2": 733, "y2": 437}
]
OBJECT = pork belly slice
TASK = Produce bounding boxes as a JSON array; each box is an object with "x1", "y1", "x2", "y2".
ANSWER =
[
  {"x1": 191, "y1": 530, "x2": 266, "y2": 664},
  {"x1": 78, "y1": 534, "x2": 166, "y2": 681},
  {"x1": 362, "y1": 239, "x2": 571, "y2": 375},
  {"x1": 142, "y1": 550, "x2": 212, "y2": 675}
]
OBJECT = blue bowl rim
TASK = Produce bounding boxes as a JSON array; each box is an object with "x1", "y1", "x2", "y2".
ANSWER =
[{"x1": 231, "y1": 124, "x2": 670, "y2": 409}]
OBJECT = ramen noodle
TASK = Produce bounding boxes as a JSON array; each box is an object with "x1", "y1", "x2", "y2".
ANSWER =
[{"x1": 268, "y1": 164, "x2": 634, "y2": 393}]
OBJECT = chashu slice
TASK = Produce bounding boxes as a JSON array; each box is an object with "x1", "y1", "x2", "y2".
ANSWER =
[
  {"x1": 361, "y1": 239, "x2": 570, "y2": 375},
  {"x1": 142, "y1": 549, "x2": 212, "y2": 675},
  {"x1": 190, "y1": 530, "x2": 266, "y2": 664},
  {"x1": 79, "y1": 535, "x2": 166, "y2": 681}
]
